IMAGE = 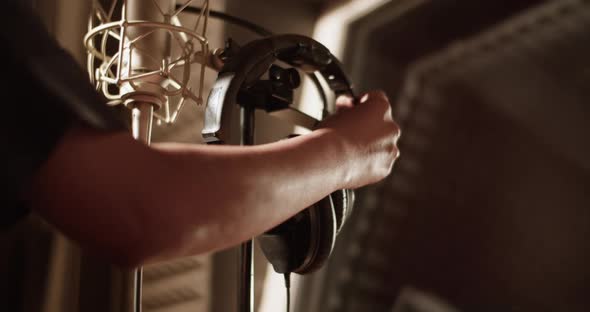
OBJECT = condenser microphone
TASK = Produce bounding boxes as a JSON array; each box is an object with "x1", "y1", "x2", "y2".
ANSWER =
[
  {"x1": 85, "y1": 0, "x2": 210, "y2": 142},
  {"x1": 85, "y1": 0, "x2": 198, "y2": 311},
  {"x1": 125, "y1": 2, "x2": 175, "y2": 310},
  {"x1": 124, "y1": 0, "x2": 174, "y2": 144}
]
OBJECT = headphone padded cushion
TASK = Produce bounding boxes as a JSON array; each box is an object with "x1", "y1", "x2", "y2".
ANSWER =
[
  {"x1": 332, "y1": 189, "x2": 354, "y2": 234},
  {"x1": 293, "y1": 195, "x2": 337, "y2": 274}
]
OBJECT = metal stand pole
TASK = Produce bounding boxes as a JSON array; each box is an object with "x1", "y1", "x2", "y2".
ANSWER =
[
  {"x1": 129, "y1": 102, "x2": 154, "y2": 312},
  {"x1": 132, "y1": 102, "x2": 154, "y2": 145},
  {"x1": 88, "y1": 102, "x2": 152, "y2": 312},
  {"x1": 238, "y1": 105, "x2": 255, "y2": 312}
]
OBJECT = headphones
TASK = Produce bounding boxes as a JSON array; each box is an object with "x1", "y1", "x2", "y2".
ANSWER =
[{"x1": 203, "y1": 34, "x2": 355, "y2": 274}]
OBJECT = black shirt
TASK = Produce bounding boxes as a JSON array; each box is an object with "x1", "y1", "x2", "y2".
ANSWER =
[{"x1": 1, "y1": 1, "x2": 126, "y2": 227}]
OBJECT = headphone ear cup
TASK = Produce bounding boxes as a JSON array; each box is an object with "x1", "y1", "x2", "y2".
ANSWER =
[
  {"x1": 258, "y1": 133, "x2": 338, "y2": 274},
  {"x1": 257, "y1": 195, "x2": 337, "y2": 275},
  {"x1": 292, "y1": 195, "x2": 337, "y2": 274}
]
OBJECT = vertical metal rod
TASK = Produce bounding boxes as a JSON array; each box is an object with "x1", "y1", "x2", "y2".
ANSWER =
[
  {"x1": 125, "y1": 0, "x2": 173, "y2": 309},
  {"x1": 239, "y1": 241, "x2": 254, "y2": 312},
  {"x1": 130, "y1": 102, "x2": 154, "y2": 312},
  {"x1": 135, "y1": 269, "x2": 142, "y2": 312},
  {"x1": 239, "y1": 105, "x2": 255, "y2": 312},
  {"x1": 132, "y1": 102, "x2": 154, "y2": 144}
]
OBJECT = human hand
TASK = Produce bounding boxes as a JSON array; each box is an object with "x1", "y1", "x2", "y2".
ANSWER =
[{"x1": 318, "y1": 90, "x2": 401, "y2": 189}]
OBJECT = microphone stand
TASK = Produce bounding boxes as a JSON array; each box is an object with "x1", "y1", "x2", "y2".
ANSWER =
[
  {"x1": 83, "y1": 1, "x2": 210, "y2": 311},
  {"x1": 129, "y1": 102, "x2": 155, "y2": 312},
  {"x1": 239, "y1": 104, "x2": 256, "y2": 312}
]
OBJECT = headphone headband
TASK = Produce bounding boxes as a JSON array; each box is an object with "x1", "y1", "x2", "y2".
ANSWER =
[{"x1": 203, "y1": 34, "x2": 353, "y2": 143}]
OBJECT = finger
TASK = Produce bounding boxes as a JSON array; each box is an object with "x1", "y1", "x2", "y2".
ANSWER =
[
  {"x1": 360, "y1": 90, "x2": 389, "y2": 104},
  {"x1": 393, "y1": 122, "x2": 402, "y2": 144},
  {"x1": 371, "y1": 90, "x2": 390, "y2": 102},
  {"x1": 335, "y1": 95, "x2": 355, "y2": 112}
]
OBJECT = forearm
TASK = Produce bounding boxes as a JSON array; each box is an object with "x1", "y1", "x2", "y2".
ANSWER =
[
  {"x1": 31, "y1": 91, "x2": 398, "y2": 267},
  {"x1": 31, "y1": 126, "x2": 349, "y2": 266},
  {"x1": 146, "y1": 128, "x2": 348, "y2": 262}
]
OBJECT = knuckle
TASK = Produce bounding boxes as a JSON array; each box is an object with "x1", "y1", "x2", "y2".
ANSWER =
[
  {"x1": 383, "y1": 142, "x2": 400, "y2": 160},
  {"x1": 370, "y1": 90, "x2": 389, "y2": 101},
  {"x1": 393, "y1": 125, "x2": 402, "y2": 142},
  {"x1": 382, "y1": 161, "x2": 394, "y2": 180},
  {"x1": 385, "y1": 120, "x2": 401, "y2": 139},
  {"x1": 385, "y1": 142, "x2": 397, "y2": 154},
  {"x1": 384, "y1": 109, "x2": 393, "y2": 122},
  {"x1": 364, "y1": 91, "x2": 390, "y2": 108},
  {"x1": 377, "y1": 95, "x2": 390, "y2": 108},
  {"x1": 386, "y1": 163, "x2": 394, "y2": 177},
  {"x1": 385, "y1": 122, "x2": 400, "y2": 137}
]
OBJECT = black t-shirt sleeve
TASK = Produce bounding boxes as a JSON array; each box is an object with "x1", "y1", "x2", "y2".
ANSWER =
[{"x1": 0, "y1": 1, "x2": 127, "y2": 227}]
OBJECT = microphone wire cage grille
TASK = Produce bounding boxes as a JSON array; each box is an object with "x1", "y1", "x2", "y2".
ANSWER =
[{"x1": 84, "y1": 0, "x2": 211, "y2": 125}]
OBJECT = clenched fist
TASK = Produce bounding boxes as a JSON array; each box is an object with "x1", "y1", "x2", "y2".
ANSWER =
[{"x1": 319, "y1": 91, "x2": 401, "y2": 189}]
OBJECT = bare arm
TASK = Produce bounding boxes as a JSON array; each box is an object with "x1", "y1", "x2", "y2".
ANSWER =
[{"x1": 28, "y1": 91, "x2": 399, "y2": 266}]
